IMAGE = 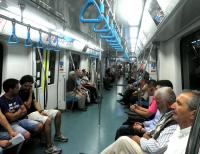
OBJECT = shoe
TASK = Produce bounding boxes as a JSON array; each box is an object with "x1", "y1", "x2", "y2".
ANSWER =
[
  {"x1": 44, "y1": 145, "x2": 62, "y2": 154},
  {"x1": 118, "y1": 93, "x2": 123, "y2": 96},
  {"x1": 116, "y1": 99, "x2": 123, "y2": 102},
  {"x1": 54, "y1": 135, "x2": 68, "y2": 142}
]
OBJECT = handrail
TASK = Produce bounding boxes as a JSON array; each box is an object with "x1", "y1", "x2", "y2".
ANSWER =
[
  {"x1": 24, "y1": 25, "x2": 33, "y2": 47},
  {"x1": 100, "y1": 27, "x2": 115, "y2": 39},
  {"x1": 37, "y1": 30, "x2": 44, "y2": 49},
  {"x1": 93, "y1": 15, "x2": 110, "y2": 33},
  {"x1": 54, "y1": 36, "x2": 60, "y2": 52},
  {"x1": 7, "y1": 19, "x2": 19, "y2": 44},
  {"x1": 46, "y1": 33, "x2": 53, "y2": 51},
  {"x1": 80, "y1": 0, "x2": 103, "y2": 23}
]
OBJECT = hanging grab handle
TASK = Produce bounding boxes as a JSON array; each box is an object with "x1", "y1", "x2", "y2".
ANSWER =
[
  {"x1": 8, "y1": 19, "x2": 19, "y2": 44},
  {"x1": 93, "y1": 15, "x2": 110, "y2": 33},
  {"x1": 24, "y1": 25, "x2": 33, "y2": 47},
  {"x1": 47, "y1": 33, "x2": 53, "y2": 51},
  {"x1": 37, "y1": 30, "x2": 43, "y2": 49},
  {"x1": 54, "y1": 36, "x2": 60, "y2": 52},
  {"x1": 80, "y1": 0, "x2": 103, "y2": 23}
]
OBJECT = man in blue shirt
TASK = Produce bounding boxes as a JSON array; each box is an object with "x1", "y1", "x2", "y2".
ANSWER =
[{"x1": 0, "y1": 79, "x2": 43, "y2": 140}]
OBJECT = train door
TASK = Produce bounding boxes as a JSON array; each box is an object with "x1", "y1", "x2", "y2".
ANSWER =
[
  {"x1": 0, "y1": 43, "x2": 3, "y2": 94},
  {"x1": 181, "y1": 30, "x2": 200, "y2": 90},
  {"x1": 34, "y1": 48, "x2": 57, "y2": 109},
  {"x1": 57, "y1": 51, "x2": 69, "y2": 110}
]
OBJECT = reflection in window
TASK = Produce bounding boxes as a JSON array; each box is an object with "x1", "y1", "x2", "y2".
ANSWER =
[
  {"x1": 0, "y1": 43, "x2": 3, "y2": 94},
  {"x1": 148, "y1": 0, "x2": 165, "y2": 26},
  {"x1": 35, "y1": 48, "x2": 56, "y2": 87},
  {"x1": 69, "y1": 52, "x2": 80, "y2": 72}
]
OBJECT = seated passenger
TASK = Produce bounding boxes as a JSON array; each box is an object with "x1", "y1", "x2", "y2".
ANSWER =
[
  {"x1": 75, "y1": 69, "x2": 91, "y2": 104},
  {"x1": 123, "y1": 80, "x2": 157, "y2": 125},
  {"x1": 0, "y1": 79, "x2": 41, "y2": 140},
  {"x1": 19, "y1": 75, "x2": 68, "y2": 153},
  {"x1": 124, "y1": 80, "x2": 173, "y2": 125},
  {"x1": 164, "y1": 90, "x2": 200, "y2": 154},
  {"x1": 66, "y1": 71, "x2": 86, "y2": 111},
  {"x1": 81, "y1": 69, "x2": 98, "y2": 104},
  {"x1": 116, "y1": 80, "x2": 174, "y2": 139},
  {"x1": 101, "y1": 87, "x2": 177, "y2": 154},
  {"x1": 0, "y1": 110, "x2": 24, "y2": 154},
  {"x1": 115, "y1": 110, "x2": 161, "y2": 140}
]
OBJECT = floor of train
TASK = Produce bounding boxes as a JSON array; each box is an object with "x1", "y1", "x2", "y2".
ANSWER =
[{"x1": 21, "y1": 78, "x2": 127, "y2": 154}]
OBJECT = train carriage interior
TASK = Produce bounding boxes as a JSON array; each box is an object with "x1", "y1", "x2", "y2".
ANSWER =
[{"x1": 0, "y1": 0, "x2": 200, "y2": 154}]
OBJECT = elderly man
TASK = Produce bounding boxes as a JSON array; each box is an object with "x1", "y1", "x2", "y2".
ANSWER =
[
  {"x1": 101, "y1": 87, "x2": 177, "y2": 154},
  {"x1": 66, "y1": 71, "x2": 86, "y2": 111},
  {"x1": 164, "y1": 90, "x2": 200, "y2": 154},
  {"x1": 115, "y1": 80, "x2": 174, "y2": 140}
]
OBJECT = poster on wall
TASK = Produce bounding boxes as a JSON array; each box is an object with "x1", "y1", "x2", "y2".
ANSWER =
[
  {"x1": 150, "y1": 62, "x2": 156, "y2": 72},
  {"x1": 148, "y1": 0, "x2": 165, "y2": 26}
]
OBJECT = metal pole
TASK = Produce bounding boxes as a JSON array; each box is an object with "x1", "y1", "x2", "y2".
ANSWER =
[
  {"x1": 56, "y1": 51, "x2": 61, "y2": 109},
  {"x1": 98, "y1": 39, "x2": 103, "y2": 125},
  {"x1": 0, "y1": 13, "x2": 63, "y2": 39}
]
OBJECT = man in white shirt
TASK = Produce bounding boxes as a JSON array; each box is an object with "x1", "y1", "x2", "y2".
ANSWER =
[
  {"x1": 164, "y1": 90, "x2": 200, "y2": 154},
  {"x1": 101, "y1": 90, "x2": 200, "y2": 154},
  {"x1": 101, "y1": 87, "x2": 177, "y2": 154}
]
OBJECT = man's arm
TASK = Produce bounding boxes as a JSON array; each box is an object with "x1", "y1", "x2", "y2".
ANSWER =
[
  {"x1": 5, "y1": 105, "x2": 27, "y2": 122},
  {"x1": 136, "y1": 105, "x2": 148, "y2": 112},
  {"x1": 0, "y1": 111, "x2": 17, "y2": 138},
  {"x1": 33, "y1": 101, "x2": 43, "y2": 112},
  {"x1": 134, "y1": 108, "x2": 153, "y2": 118},
  {"x1": 139, "y1": 125, "x2": 177, "y2": 153},
  {"x1": 23, "y1": 89, "x2": 33, "y2": 109}
]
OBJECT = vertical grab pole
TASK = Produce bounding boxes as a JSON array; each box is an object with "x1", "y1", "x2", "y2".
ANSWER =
[
  {"x1": 56, "y1": 51, "x2": 61, "y2": 109},
  {"x1": 98, "y1": 39, "x2": 102, "y2": 125}
]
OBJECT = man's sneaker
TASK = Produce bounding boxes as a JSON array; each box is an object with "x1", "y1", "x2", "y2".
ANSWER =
[
  {"x1": 54, "y1": 135, "x2": 68, "y2": 142},
  {"x1": 44, "y1": 145, "x2": 62, "y2": 154}
]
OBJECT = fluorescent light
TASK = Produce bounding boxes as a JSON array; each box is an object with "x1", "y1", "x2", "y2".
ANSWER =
[
  {"x1": 129, "y1": 27, "x2": 138, "y2": 38},
  {"x1": 7, "y1": 6, "x2": 20, "y2": 14},
  {"x1": 119, "y1": 0, "x2": 144, "y2": 26}
]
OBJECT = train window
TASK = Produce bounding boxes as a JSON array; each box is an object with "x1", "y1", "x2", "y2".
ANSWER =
[
  {"x1": 35, "y1": 49, "x2": 56, "y2": 86},
  {"x1": 48, "y1": 51, "x2": 56, "y2": 85},
  {"x1": 0, "y1": 43, "x2": 3, "y2": 94},
  {"x1": 69, "y1": 53, "x2": 80, "y2": 71},
  {"x1": 181, "y1": 30, "x2": 200, "y2": 90},
  {"x1": 148, "y1": 0, "x2": 165, "y2": 26},
  {"x1": 35, "y1": 48, "x2": 43, "y2": 87}
]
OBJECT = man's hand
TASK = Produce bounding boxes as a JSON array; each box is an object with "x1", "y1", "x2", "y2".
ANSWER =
[
  {"x1": 40, "y1": 111, "x2": 48, "y2": 116},
  {"x1": 131, "y1": 135, "x2": 141, "y2": 144},
  {"x1": 133, "y1": 123, "x2": 143, "y2": 130},
  {"x1": 130, "y1": 105, "x2": 136, "y2": 112},
  {"x1": 9, "y1": 131, "x2": 18, "y2": 138},
  {"x1": 0, "y1": 140, "x2": 11, "y2": 148},
  {"x1": 143, "y1": 132, "x2": 152, "y2": 139}
]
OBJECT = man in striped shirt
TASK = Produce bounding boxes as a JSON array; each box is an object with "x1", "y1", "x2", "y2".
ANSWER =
[{"x1": 101, "y1": 87, "x2": 177, "y2": 154}]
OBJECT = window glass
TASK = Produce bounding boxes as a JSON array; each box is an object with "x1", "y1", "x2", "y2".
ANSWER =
[
  {"x1": 181, "y1": 30, "x2": 200, "y2": 90},
  {"x1": 35, "y1": 48, "x2": 56, "y2": 87},
  {"x1": 69, "y1": 52, "x2": 80, "y2": 72},
  {"x1": 0, "y1": 43, "x2": 3, "y2": 94}
]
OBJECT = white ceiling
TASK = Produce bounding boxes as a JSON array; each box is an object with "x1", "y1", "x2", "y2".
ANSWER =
[{"x1": 116, "y1": 0, "x2": 145, "y2": 52}]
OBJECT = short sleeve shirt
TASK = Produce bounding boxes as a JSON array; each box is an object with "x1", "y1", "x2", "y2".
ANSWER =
[
  {"x1": 0, "y1": 95, "x2": 23, "y2": 115},
  {"x1": 147, "y1": 96, "x2": 157, "y2": 114},
  {"x1": 19, "y1": 89, "x2": 36, "y2": 114}
]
